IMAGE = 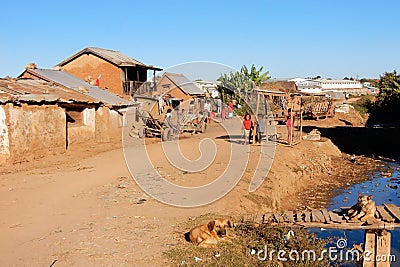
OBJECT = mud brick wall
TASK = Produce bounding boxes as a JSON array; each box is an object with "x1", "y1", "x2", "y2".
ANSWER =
[
  {"x1": 0, "y1": 105, "x2": 10, "y2": 161},
  {"x1": 95, "y1": 106, "x2": 110, "y2": 142},
  {"x1": 2, "y1": 103, "x2": 66, "y2": 163},
  {"x1": 67, "y1": 107, "x2": 96, "y2": 145},
  {"x1": 61, "y1": 54, "x2": 123, "y2": 96}
]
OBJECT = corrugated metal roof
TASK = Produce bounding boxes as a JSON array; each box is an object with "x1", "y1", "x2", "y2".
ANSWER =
[
  {"x1": 164, "y1": 73, "x2": 204, "y2": 95},
  {"x1": 57, "y1": 47, "x2": 162, "y2": 70},
  {"x1": 0, "y1": 79, "x2": 98, "y2": 104},
  {"x1": 25, "y1": 68, "x2": 131, "y2": 106}
]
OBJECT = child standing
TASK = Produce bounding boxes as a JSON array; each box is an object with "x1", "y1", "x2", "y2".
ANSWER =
[
  {"x1": 221, "y1": 105, "x2": 226, "y2": 121},
  {"x1": 242, "y1": 114, "x2": 253, "y2": 145},
  {"x1": 286, "y1": 108, "x2": 294, "y2": 144},
  {"x1": 256, "y1": 114, "x2": 265, "y2": 143},
  {"x1": 227, "y1": 104, "x2": 233, "y2": 119}
]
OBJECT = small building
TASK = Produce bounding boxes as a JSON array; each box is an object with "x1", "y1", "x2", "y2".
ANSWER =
[
  {"x1": 316, "y1": 78, "x2": 363, "y2": 94},
  {"x1": 294, "y1": 80, "x2": 322, "y2": 94},
  {"x1": 55, "y1": 47, "x2": 162, "y2": 97},
  {"x1": 0, "y1": 78, "x2": 116, "y2": 163},
  {"x1": 19, "y1": 66, "x2": 133, "y2": 141},
  {"x1": 193, "y1": 80, "x2": 220, "y2": 98},
  {"x1": 155, "y1": 72, "x2": 205, "y2": 110}
]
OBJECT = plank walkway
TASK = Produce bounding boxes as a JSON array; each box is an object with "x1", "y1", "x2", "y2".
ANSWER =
[{"x1": 254, "y1": 204, "x2": 400, "y2": 230}]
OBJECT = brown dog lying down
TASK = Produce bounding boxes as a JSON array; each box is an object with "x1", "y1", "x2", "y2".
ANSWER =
[
  {"x1": 348, "y1": 193, "x2": 377, "y2": 222},
  {"x1": 188, "y1": 218, "x2": 233, "y2": 248}
]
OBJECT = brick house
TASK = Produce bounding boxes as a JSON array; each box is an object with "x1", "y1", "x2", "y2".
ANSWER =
[
  {"x1": 156, "y1": 72, "x2": 204, "y2": 108},
  {"x1": 56, "y1": 47, "x2": 162, "y2": 97},
  {"x1": 157, "y1": 73, "x2": 204, "y2": 98}
]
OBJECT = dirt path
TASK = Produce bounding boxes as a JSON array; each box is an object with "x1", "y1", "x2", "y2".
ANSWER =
[
  {"x1": 0, "y1": 117, "x2": 379, "y2": 266},
  {"x1": 0, "y1": 120, "x2": 265, "y2": 266}
]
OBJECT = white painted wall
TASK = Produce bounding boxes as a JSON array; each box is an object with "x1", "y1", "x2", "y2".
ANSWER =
[
  {"x1": 0, "y1": 106, "x2": 10, "y2": 159},
  {"x1": 318, "y1": 80, "x2": 363, "y2": 90}
]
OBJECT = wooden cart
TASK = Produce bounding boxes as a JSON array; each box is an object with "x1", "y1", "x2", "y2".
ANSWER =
[
  {"x1": 130, "y1": 110, "x2": 173, "y2": 141},
  {"x1": 179, "y1": 114, "x2": 207, "y2": 134}
]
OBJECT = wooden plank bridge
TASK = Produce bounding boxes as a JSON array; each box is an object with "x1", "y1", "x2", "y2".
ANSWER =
[
  {"x1": 258, "y1": 204, "x2": 400, "y2": 230},
  {"x1": 249, "y1": 204, "x2": 400, "y2": 267}
]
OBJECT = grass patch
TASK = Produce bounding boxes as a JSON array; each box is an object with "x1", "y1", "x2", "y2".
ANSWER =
[
  {"x1": 352, "y1": 95, "x2": 374, "y2": 116},
  {"x1": 164, "y1": 218, "x2": 334, "y2": 267}
]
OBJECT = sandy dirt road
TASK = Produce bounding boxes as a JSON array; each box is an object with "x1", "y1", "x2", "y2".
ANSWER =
[
  {"x1": 0, "y1": 119, "x2": 265, "y2": 266},
  {"x1": 0, "y1": 115, "x2": 373, "y2": 266}
]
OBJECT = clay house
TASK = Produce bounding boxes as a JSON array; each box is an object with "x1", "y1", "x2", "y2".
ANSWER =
[
  {"x1": 0, "y1": 78, "x2": 123, "y2": 164},
  {"x1": 154, "y1": 72, "x2": 204, "y2": 112},
  {"x1": 55, "y1": 47, "x2": 162, "y2": 97},
  {"x1": 19, "y1": 65, "x2": 133, "y2": 140}
]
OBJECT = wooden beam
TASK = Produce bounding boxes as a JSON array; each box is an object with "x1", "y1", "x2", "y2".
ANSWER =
[
  {"x1": 263, "y1": 213, "x2": 271, "y2": 223},
  {"x1": 321, "y1": 209, "x2": 331, "y2": 224},
  {"x1": 363, "y1": 230, "x2": 376, "y2": 267},
  {"x1": 303, "y1": 211, "x2": 311, "y2": 222},
  {"x1": 376, "y1": 206, "x2": 395, "y2": 223},
  {"x1": 283, "y1": 210, "x2": 294, "y2": 223},
  {"x1": 253, "y1": 93, "x2": 260, "y2": 144},
  {"x1": 376, "y1": 230, "x2": 391, "y2": 267},
  {"x1": 384, "y1": 204, "x2": 400, "y2": 222},
  {"x1": 273, "y1": 213, "x2": 285, "y2": 223},
  {"x1": 295, "y1": 211, "x2": 303, "y2": 222},
  {"x1": 328, "y1": 211, "x2": 343, "y2": 223},
  {"x1": 311, "y1": 210, "x2": 325, "y2": 223}
]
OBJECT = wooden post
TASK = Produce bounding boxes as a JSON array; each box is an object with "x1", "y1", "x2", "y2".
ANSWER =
[
  {"x1": 299, "y1": 97, "x2": 303, "y2": 143},
  {"x1": 253, "y1": 92, "x2": 260, "y2": 144},
  {"x1": 363, "y1": 230, "x2": 391, "y2": 267},
  {"x1": 153, "y1": 69, "x2": 156, "y2": 96},
  {"x1": 376, "y1": 230, "x2": 391, "y2": 267},
  {"x1": 265, "y1": 96, "x2": 268, "y2": 143},
  {"x1": 290, "y1": 95, "x2": 294, "y2": 146},
  {"x1": 363, "y1": 230, "x2": 376, "y2": 267}
]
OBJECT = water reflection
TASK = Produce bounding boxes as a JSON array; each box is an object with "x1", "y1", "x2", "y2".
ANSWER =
[{"x1": 310, "y1": 161, "x2": 400, "y2": 266}]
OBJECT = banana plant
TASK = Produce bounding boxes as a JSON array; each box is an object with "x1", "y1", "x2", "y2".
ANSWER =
[{"x1": 241, "y1": 64, "x2": 271, "y2": 86}]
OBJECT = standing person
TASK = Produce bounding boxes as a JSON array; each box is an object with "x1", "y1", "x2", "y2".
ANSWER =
[
  {"x1": 228, "y1": 100, "x2": 234, "y2": 110},
  {"x1": 227, "y1": 103, "x2": 233, "y2": 119},
  {"x1": 204, "y1": 100, "x2": 211, "y2": 123},
  {"x1": 286, "y1": 108, "x2": 294, "y2": 144},
  {"x1": 242, "y1": 114, "x2": 253, "y2": 145},
  {"x1": 210, "y1": 111, "x2": 216, "y2": 122},
  {"x1": 164, "y1": 108, "x2": 178, "y2": 134},
  {"x1": 216, "y1": 98, "x2": 222, "y2": 113},
  {"x1": 221, "y1": 105, "x2": 226, "y2": 121},
  {"x1": 256, "y1": 114, "x2": 266, "y2": 143}
]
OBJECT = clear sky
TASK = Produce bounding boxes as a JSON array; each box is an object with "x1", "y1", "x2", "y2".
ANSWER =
[{"x1": 1, "y1": 0, "x2": 399, "y2": 80}]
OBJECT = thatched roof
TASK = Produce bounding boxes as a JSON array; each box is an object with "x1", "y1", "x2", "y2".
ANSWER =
[{"x1": 259, "y1": 81, "x2": 297, "y2": 93}]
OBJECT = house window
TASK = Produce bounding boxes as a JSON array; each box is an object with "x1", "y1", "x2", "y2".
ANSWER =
[
  {"x1": 66, "y1": 106, "x2": 85, "y2": 126},
  {"x1": 162, "y1": 84, "x2": 171, "y2": 90}
]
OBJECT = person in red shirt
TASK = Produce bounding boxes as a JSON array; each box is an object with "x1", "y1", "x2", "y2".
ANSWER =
[{"x1": 242, "y1": 114, "x2": 253, "y2": 145}]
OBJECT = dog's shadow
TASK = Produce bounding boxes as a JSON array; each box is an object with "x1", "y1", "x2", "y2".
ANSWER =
[{"x1": 184, "y1": 231, "x2": 191, "y2": 242}]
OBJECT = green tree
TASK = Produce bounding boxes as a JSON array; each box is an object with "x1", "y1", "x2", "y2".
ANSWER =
[
  {"x1": 240, "y1": 64, "x2": 271, "y2": 86},
  {"x1": 217, "y1": 71, "x2": 254, "y2": 100},
  {"x1": 367, "y1": 71, "x2": 400, "y2": 125}
]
